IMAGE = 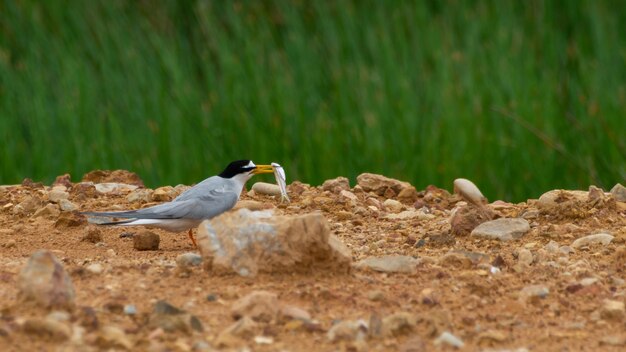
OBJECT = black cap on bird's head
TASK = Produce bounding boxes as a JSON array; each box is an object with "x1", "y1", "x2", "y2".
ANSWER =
[{"x1": 218, "y1": 160, "x2": 274, "y2": 178}]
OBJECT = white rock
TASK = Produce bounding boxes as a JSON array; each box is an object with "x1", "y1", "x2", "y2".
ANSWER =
[
  {"x1": 48, "y1": 189, "x2": 70, "y2": 203},
  {"x1": 86, "y1": 263, "x2": 103, "y2": 274},
  {"x1": 383, "y1": 199, "x2": 403, "y2": 213},
  {"x1": 571, "y1": 233, "x2": 614, "y2": 248},
  {"x1": 95, "y1": 183, "x2": 138, "y2": 194},
  {"x1": 251, "y1": 182, "x2": 281, "y2": 196},
  {"x1": 434, "y1": 331, "x2": 464, "y2": 348},
  {"x1": 58, "y1": 199, "x2": 78, "y2": 212},
  {"x1": 471, "y1": 218, "x2": 530, "y2": 241},
  {"x1": 453, "y1": 178, "x2": 486, "y2": 205},
  {"x1": 610, "y1": 183, "x2": 626, "y2": 202}
]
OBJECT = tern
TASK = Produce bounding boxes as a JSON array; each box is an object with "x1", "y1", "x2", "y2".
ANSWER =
[{"x1": 82, "y1": 160, "x2": 274, "y2": 246}]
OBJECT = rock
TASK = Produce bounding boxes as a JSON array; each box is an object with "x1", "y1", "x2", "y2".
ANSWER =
[
  {"x1": 537, "y1": 190, "x2": 588, "y2": 209},
  {"x1": 215, "y1": 317, "x2": 259, "y2": 347},
  {"x1": 58, "y1": 199, "x2": 78, "y2": 212},
  {"x1": 196, "y1": 209, "x2": 352, "y2": 277},
  {"x1": 519, "y1": 285, "x2": 549, "y2": 304},
  {"x1": 321, "y1": 177, "x2": 350, "y2": 193},
  {"x1": 126, "y1": 189, "x2": 153, "y2": 203},
  {"x1": 33, "y1": 203, "x2": 60, "y2": 218},
  {"x1": 383, "y1": 199, "x2": 403, "y2": 213},
  {"x1": 336, "y1": 210, "x2": 353, "y2": 220},
  {"x1": 471, "y1": 218, "x2": 530, "y2": 241},
  {"x1": 453, "y1": 178, "x2": 487, "y2": 205},
  {"x1": 176, "y1": 253, "x2": 202, "y2": 268},
  {"x1": 94, "y1": 183, "x2": 139, "y2": 194},
  {"x1": 397, "y1": 186, "x2": 419, "y2": 204},
  {"x1": 86, "y1": 263, "x2": 104, "y2": 274},
  {"x1": 367, "y1": 290, "x2": 385, "y2": 302},
  {"x1": 22, "y1": 316, "x2": 71, "y2": 341},
  {"x1": 82, "y1": 169, "x2": 144, "y2": 187},
  {"x1": 517, "y1": 248, "x2": 533, "y2": 267},
  {"x1": 152, "y1": 186, "x2": 175, "y2": 201},
  {"x1": 339, "y1": 190, "x2": 358, "y2": 202},
  {"x1": 476, "y1": 329, "x2": 508, "y2": 344},
  {"x1": 450, "y1": 205, "x2": 494, "y2": 236},
  {"x1": 384, "y1": 209, "x2": 433, "y2": 220},
  {"x1": 354, "y1": 255, "x2": 419, "y2": 274},
  {"x1": 55, "y1": 211, "x2": 87, "y2": 228},
  {"x1": 82, "y1": 228, "x2": 103, "y2": 243},
  {"x1": 434, "y1": 331, "x2": 464, "y2": 348},
  {"x1": 3, "y1": 239, "x2": 16, "y2": 248},
  {"x1": 438, "y1": 252, "x2": 474, "y2": 269},
  {"x1": 16, "y1": 196, "x2": 43, "y2": 215},
  {"x1": 52, "y1": 174, "x2": 73, "y2": 188},
  {"x1": 18, "y1": 250, "x2": 75, "y2": 309},
  {"x1": 381, "y1": 312, "x2": 416, "y2": 337},
  {"x1": 133, "y1": 230, "x2": 160, "y2": 251},
  {"x1": 231, "y1": 291, "x2": 279, "y2": 322},
  {"x1": 571, "y1": 233, "x2": 614, "y2": 248},
  {"x1": 327, "y1": 320, "x2": 368, "y2": 342},
  {"x1": 356, "y1": 173, "x2": 412, "y2": 196},
  {"x1": 611, "y1": 183, "x2": 626, "y2": 202},
  {"x1": 96, "y1": 325, "x2": 134, "y2": 350},
  {"x1": 280, "y1": 305, "x2": 311, "y2": 321},
  {"x1": 48, "y1": 189, "x2": 70, "y2": 203},
  {"x1": 124, "y1": 305, "x2": 137, "y2": 315},
  {"x1": 600, "y1": 299, "x2": 625, "y2": 321},
  {"x1": 149, "y1": 300, "x2": 203, "y2": 333},
  {"x1": 251, "y1": 182, "x2": 281, "y2": 196}
]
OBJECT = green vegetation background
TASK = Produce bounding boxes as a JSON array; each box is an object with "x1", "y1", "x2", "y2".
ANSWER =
[{"x1": 1, "y1": 0, "x2": 625, "y2": 201}]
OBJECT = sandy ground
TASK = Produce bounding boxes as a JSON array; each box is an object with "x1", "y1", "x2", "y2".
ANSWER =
[{"x1": 0, "y1": 172, "x2": 625, "y2": 352}]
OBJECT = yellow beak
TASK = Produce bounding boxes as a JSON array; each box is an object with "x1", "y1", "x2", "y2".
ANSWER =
[{"x1": 252, "y1": 164, "x2": 274, "y2": 175}]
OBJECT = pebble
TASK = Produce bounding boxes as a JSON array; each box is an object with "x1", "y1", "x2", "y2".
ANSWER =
[
  {"x1": 321, "y1": 177, "x2": 350, "y2": 193},
  {"x1": 383, "y1": 199, "x2": 403, "y2": 213},
  {"x1": 356, "y1": 173, "x2": 411, "y2": 196},
  {"x1": 280, "y1": 305, "x2": 311, "y2": 321},
  {"x1": 544, "y1": 240, "x2": 559, "y2": 253},
  {"x1": 215, "y1": 317, "x2": 259, "y2": 347},
  {"x1": 251, "y1": 182, "x2": 281, "y2": 196},
  {"x1": 126, "y1": 188, "x2": 153, "y2": 203},
  {"x1": 327, "y1": 319, "x2": 368, "y2": 342},
  {"x1": 124, "y1": 305, "x2": 137, "y2": 315},
  {"x1": 82, "y1": 228, "x2": 103, "y2": 243},
  {"x1": 133, "y1": 230, "x2": 160, "y2": 251},
  {"x1": 86, "y1": 263, "x2": 104, "y2": 274},
  {"x1": 339, "y1": 190, "x2": 358, "y2": 202},
  {"x1": 453, "y1": 178, "x2": 487, "y2": 205},
  {"x1": 94, "y1": 183, "x2": 138, "y2": 194},
  {"x1": 96, "y1": 325, "x2": 134, "y2": 350},
  {"x1": 519, "y1": 285, "x2": 549, "y2": 303},
  {"x1": 231, "y1": 291, "x2": 279, "y2": 322},
  {"x1": 33, "y1": 203, "x2": 60, "y2": 218},
  {"x1": 434, "y1": 331, "x2": 465, "y2": 348},
  {"x1": 397, "y1": 186, "x2": 419, "y2": 203},
  {"x1": 517, "y1": 248, "x2": 533, "y2": 266},
  {"x1": 176, "y1": 253, "x2": 203, "y2": 268},
  {"x1": 571, "y1": 233, "x2": 614, "y2": 248},
  {"x1": 152, "y1": 186, "x2": 175, "y2": 201},
  {"x1": 471, "y1": 218, "x2": 530, "y2": 241},
  {"x1": 353, "y1": 255, "x2": 419, "y2": 274},
  {"x1": 22, "y1": 316, "x2": 71, "y2": 341},
  {"x1": 18, "y1": 250, "x2": 75, "y2": 309},
  {"x1": 610, "y1": 183, "x2": 626, "y2": 202},
  {"x1": 150, "y1": 300, "x2": 203, "y2": 333},
  {"x1": 48, "y1": 189, "x2": 70, "y2": 203},
  {"x1": 58, "y1": 199, "x2": 78, "y2": 211},
  {"x1": 600, "y1": 299, "x2": 625, "y2": 321},
  {"x1": 381, "y1": 312, "x2": 416, "y2": 337},
  {"x1": 537, "y1": 189, "x2": 587, "y2": 209},
  {"x1": 55, "y1": 211, "x2": 87, "y2": 227},
  {"x1": 367, "y1": 290, "x2": 385, "y2": 301}
]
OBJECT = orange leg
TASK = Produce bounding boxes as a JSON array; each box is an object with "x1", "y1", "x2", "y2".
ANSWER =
[{"x1": 187, "y1": 229, "x2": 197, "y2": 248}]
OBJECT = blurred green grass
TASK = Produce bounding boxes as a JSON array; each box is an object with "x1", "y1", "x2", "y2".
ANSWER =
[{"x1": 1, "y1": 0, "x2": 625, "y2": 201}]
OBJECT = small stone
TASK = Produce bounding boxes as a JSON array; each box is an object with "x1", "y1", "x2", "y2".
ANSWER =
[
  {"x1": 126, "y1": 189, "x2": 153, "y2": 203},
  {"x1": 571, "y1": 233, "x2": 614, "y2": 248},
  {"x1": 381, "y1": 312, "x2": 416, "y2": 337},
  {"x1": 383, "y1": 199, "x2": 403, "y2": 213},
  {"x1": 321, "y1": 177, "x2": 350, "y2": 193},
  {"x1": 152, "y1": 186, "x2": 175, "y2": 201},
  {"x1": 280, "y1": 305, "x2": 311, "y2": 321},
  {"x1": 610, "y1": 183, "x2": 626, "y2": 202},
  {"x1": 397, "y1": 186, "x2": 419, "y2": 204},
  {"x1": 58, "y1": 199, "x2": 78, "y2": 212},
  {"x1": 3, "y1": 239, "x2": 17, "y2": 248},
  {"x1": 48, "y1": 189, "x2": 70, "y2": 203},
  {"x1": 471, "y1": 218, "x2": 530, "y2": 241},
  {"x1": 231, "y1": 291, "x2": 279, "y2": 322},
  {"x1": 327, "y1": 320, "x2": 368, "y2": 342},
  {"x1": 336, "y1": 210, "x2": 353, "y2": 220},
  {"x1": 33, "y1": 203, "x2": 60, "y2": 218},
  {"x1": 176, "y1": 253, "x2": 202, "y2": 269},
  {"x1": 519, "y1": 285, "x2": 549, "y2": 304},
  {"x1": 354, "y1": 255, "x2": 419, "y2": 274},
  {"x1": 215, "y1": 317, "x2": 259, "y2": 347},
  {"x1": 16, "y1": 196, "x2": 43, "y2": 214},
  {"x1": 55, "y1": 211, "x2": 87, "y2": 228},
  {"x1": 517, "y1": 248, "x2": 533, "y2": 266},
  {"x1": 22, "y1": 316, "x2": 71, "y2": 341},
  {"x1": 251, "y1": 182, "x2": 281, "y2": 196},
  {"x1": 339, "y1": 190, "x2": 358, "y2": 202},
  {"x1": 600, "y1": 299, "x2": 625, "y2": 321},
  {"x1": 206, "y1": 294, "x2": 218, "y2": 302},
  {"x1": 82, "y1": 228, "x2": 103, "y2": 243},
  {"x1": 453, "y1": 178, "x2": 487, "y2": 205},
  {"x1": 94, "y1": 183, "x2": 139, "y2": 194},
  {"x1": 18, "y1": 250, "x2": 75, "y2": 309},
  {"x1": 150, "y1": 301, "x2": 203, "y2": 333},
  {"x1": 52, "y1": 174, "x2": 72, "y2": 188},
  {"x1": 537, "y1": 189, "x2": 588, "y2": 209},
  {"x1": 450, "y1": 205, "x2": 494, "y2": 236},
  {"x1": 544, "y1": 240, "x2": 559, "y2": 253},
  {"x1": 356, "y1": 173, "x2": 412, "y2": 196},
  {"x1": 86, "y1": 263, "x2": 104, "y2": 274},
  {"x1": 476, "y1": 329, "x2": 508, "y2": 344},
  {"x1": 133, "y1": 230, "x2": 160, "y2": 251},
  {"x1": 124, "y1": 305, "x2": 137, "y2": 315},
  {"x1": 367, "y1": 290, "x2": 385, "y2": 301},
  {"x1": 254, "y1": 336, "x2": 274, "y2": 345},
  {"x1": 97, "y1": 325, "x2": 134, "y2": 350},
  {"x1": 434, "y1": 331, "x2": 464, "y2": 348},
  {"x1": 385, "y1": 209, "x2": 433, "y2": 220}
]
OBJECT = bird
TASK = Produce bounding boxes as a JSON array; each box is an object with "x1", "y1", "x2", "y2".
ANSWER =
[{"x1": 82, "y1": 160, "x2": 274, "y2": 247}]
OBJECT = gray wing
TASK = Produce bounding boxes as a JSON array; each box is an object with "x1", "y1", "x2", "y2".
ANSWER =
[{"x1": 83, "y1": 189, "x2": 238, "y2": 220}]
